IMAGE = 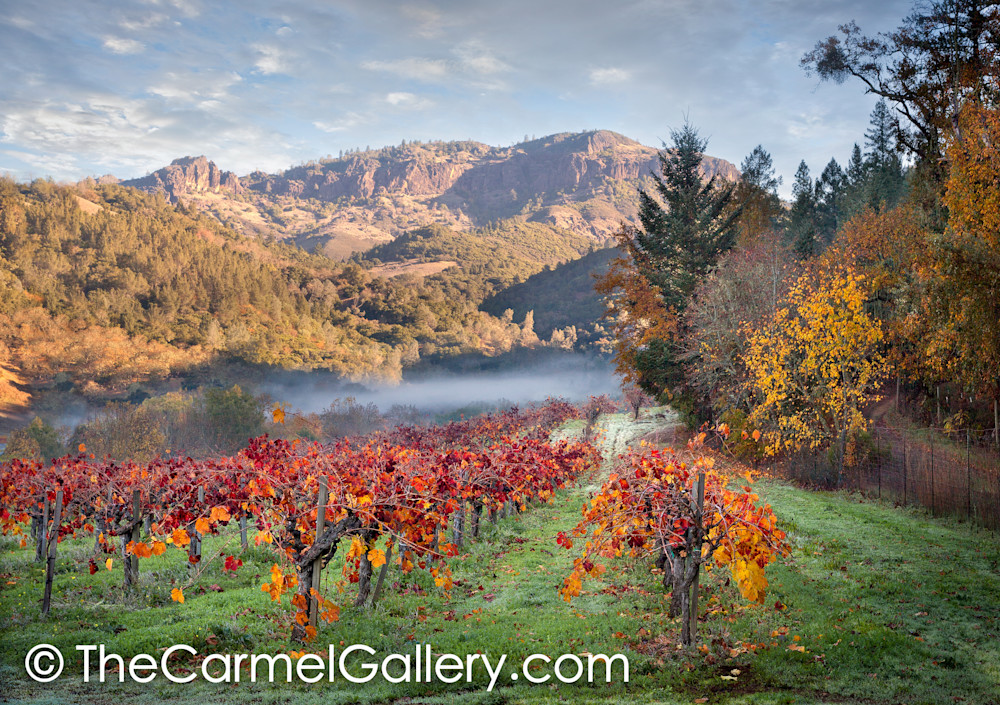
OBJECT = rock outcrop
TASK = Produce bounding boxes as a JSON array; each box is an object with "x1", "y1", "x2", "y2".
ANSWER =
[{"x1": 123, "y1": 156, "x2": 243, "y2": 202}]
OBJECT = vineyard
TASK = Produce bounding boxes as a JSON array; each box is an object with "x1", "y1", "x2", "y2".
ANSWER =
[{"x1": 1, "y1": 407, "x2": 998, "y2": 704}]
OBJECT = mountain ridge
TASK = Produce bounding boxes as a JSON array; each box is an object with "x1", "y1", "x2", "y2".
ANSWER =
[{"x1": 119, "y1": 130, "x2": 739, "y2": 258}]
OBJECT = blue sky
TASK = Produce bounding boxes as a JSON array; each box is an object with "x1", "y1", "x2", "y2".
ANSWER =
[{"x1": 1, "y1": 0, "x2": 912, "y2": 197}]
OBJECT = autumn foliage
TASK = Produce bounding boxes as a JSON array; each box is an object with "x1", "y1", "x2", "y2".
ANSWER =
[
  {"x1": 0, "y1": 401, "x2": 598, "y2": 642},
  {"x1": 558, "y1": 434, "x2": 788, "y2": 645}
]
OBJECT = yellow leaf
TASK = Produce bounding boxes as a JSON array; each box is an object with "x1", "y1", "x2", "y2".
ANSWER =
[
  {"x1": 272, "y1": 406, "x2": 286, "y2": 424},
  {"x1": 171, "y1": 587, "x2": 185, "y2": 604},
  {"x1": 105, "y1": 558, "x2": 113, "y2": 571}
]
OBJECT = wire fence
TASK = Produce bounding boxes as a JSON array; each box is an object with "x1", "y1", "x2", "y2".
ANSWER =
[{"x1": 777, "y1": 426, "x2": 1000, "y2": 532}]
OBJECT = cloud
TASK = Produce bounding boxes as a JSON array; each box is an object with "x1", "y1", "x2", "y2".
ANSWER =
[
  {"x1": 102, "y1": 37, "x2": 145, "y2": 54},
  {"x1": 0, "y1": 0, "x2": 916, "y2": 192},
  {"x1": 253, "y1": 44, "x2": 290, "y2": 75},
  {"x1": 314, "y1": 113, "x2": 367, "y2": 133},
  {"x1": 361, "y1": 57, "x2": 451, "y2": 82},
  {"x1": 589, "y1": 67, "x2": 630, "y2": 86},
  {"x1": 385, "y1": 92, "x2": 433, "y2": 110}
]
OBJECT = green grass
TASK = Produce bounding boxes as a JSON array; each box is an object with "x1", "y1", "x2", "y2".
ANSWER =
[{"x1": 1, "y1": 411, "x2": 998, "y2": 704}]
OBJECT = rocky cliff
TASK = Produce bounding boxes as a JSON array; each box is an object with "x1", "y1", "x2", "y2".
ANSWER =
[{"x1": 123, "y1": 156, "x2": 243, "y2": 202}]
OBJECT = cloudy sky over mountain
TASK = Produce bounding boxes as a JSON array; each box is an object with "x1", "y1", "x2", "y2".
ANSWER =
[{"x1": 1, "y1": 0, "x2": 911, "y2": 195}]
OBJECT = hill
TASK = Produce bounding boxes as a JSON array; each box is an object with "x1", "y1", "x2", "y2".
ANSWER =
[
  {"x1": 480, "y1": 246, "x2": 619, "y2": 342},
  {"x1": 120, "y1": 130, "x2": 739, "y2": 259},
  {"x1": 0, "y1": 179, "x2": 580, "y2": 425}
]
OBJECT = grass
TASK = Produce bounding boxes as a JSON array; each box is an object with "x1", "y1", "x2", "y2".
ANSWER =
[{"x1": 1, "y1": 410, "x2": 998, "y2": 704}]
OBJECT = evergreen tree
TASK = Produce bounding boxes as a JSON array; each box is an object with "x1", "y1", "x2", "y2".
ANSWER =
[
  {"x1": 634, "y1": 121, "x2": 742, "y2": 311},
  {"x1": 815, "y1": 158, "x2": 846, "y2": 246},
  {"x1": 862, "y1": 99, "x2": 906, "y2": 209},
  {"x1": 734, "y1": 145, "x2": 783, "y2": 245},
  {"x1": 788, "y1": 161, "x2": 817, "y2": 257}
]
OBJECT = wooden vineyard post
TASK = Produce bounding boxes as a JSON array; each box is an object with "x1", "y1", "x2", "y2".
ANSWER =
[
  {"x1": 902, "y1": 434, "x2": 908, "y2": 505},
  {"x1": 876, "y1": 432, "x2": 882, "y2": 500},
  {"x1": 308, "y1": 476, "x2": 328, "y2": 628},
  {"x1": 688, "y1": 472, "x2": 705, "y2": 644},
  {"x1": 369, "y1": 542, "x2": 393, "y2": 608},
  {"x1": 189, "y1": 487, "x2": 204, "y2": 571},
  {"x1": 125, "y1": 490, "x2": 141, "y2": 586},
  {"x1": 240, "y1": 478, "x2": 249, "y2": 549},
  {"x1": 42, "y1": 490, "x2": 63, "y2": 615},
  {"x1": 240, "y1": 513, "x2": 248, "y2": 549},
  {"x1": 36, "y1": 496, "x2": 49, "y2": 562}
]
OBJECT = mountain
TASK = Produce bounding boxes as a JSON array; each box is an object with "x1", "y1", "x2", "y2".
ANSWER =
[{"x1": 121, "y1": 130, "x2": 739, "y2": 259}]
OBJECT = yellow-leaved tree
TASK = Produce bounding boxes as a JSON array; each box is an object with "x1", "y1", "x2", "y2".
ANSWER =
[{"x1": 743, "y1": 269, "x2": 887, "y2": 455}]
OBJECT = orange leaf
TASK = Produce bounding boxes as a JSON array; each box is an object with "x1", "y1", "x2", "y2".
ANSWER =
[
  {"x1": 171, "y1": 587, "x2": 184, "y2": 604},
  {"x1": 272, "y1": 406, "x2": 286, "y2": 424},
  {"x1": 210, "y1": 506, "x2": 231, "y2": 523},
  {"x1": 195, "y1": 518, "x2": 211, "y2": 535},
  {"x1": 105, "y1": 558, "x2": 113, "y2": 571},
  {"x1": 171, "y1": 528, "x2": 190, "y2": 548}
]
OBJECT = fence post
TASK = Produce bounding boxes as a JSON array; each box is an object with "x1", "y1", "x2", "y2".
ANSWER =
[
  {"x1": 41, "y1": 489, "x2": 63, "y2": 615},
  {"x1": 309, "y1": 476, "x2": 328, "y2": 628},
  {"x1": 929, "y1": 433, "x2": 935, "y2": 516},
  {"x1": 185, "y1": 489, "x2": 201, "y2": 571},
  {"x1": 876, "y1": 432, "x2": 882, "y2": 501},
  {"x1": 967, "y1": 430, "x2": 972, "y2": 523},
  {"x1": 902, "y1": 433, "x2": 907, "y2": 506}
]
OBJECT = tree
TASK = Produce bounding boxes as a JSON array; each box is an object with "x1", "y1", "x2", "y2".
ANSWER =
[
  {"x1": 597, "y1": 121, "x2": 741, "y2": 402},
  {"x1": 862, "y1": 100, "x2": 907, "y2": 210},
  {"x1": 202, "y1": 385, "x2": 265, "y2": 453},
  {"x1": 743, "y1": 269, "x2": 888, "y2": 455},
  {"x1": 594, "y1": 240, "x2": 678, "y2": 395},
  {"x1": 788, "y1": 161, "x2": 817, "y2": 257},
  {"x1": 801, "y1": 1, "x2": 1000, "y2": 164},
  {"x1": 633, "y1": 122, "x2": 742, "y2": 311},
  {"x1": 801, "y1": 1, "x2": 1000, "y2": 222},
  {"x1": 934, "y1": 100, "x2": 1000, "y2": 437},
  {"x1": 814, "y1": 158, "x2": 846, "y2": 245},
  {"x1": 1, "y1": 417, "x2": 65, "y2": 461},
  {"x1": 735, "y1": 145, "x2": 783, "y2": 244}
]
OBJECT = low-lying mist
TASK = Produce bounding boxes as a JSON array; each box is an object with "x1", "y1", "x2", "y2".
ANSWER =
[{"x1": 261, "y1": 353, "x2": 620, "y2": 415}]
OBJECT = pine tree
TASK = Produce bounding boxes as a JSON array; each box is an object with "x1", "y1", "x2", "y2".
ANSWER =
[
  {"x1": 634, "y1": 121, "x2": 742, "y2": 311},
  {"x1": 735, "y1": 145, "x2": 783, "y2": 244},
  {"x1": 862, "y1": 100, "x2": 906, "y2": 209},
  {"x1": 815, "y1": 158, "x2": 846, "y2": 246},
  {"x1": 788, "y1": 161, "x2": 817, "y2": 257}
]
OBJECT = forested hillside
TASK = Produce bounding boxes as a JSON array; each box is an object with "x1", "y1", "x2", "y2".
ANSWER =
[{"x1": 0, "y1": 179, "x2": 582, "y2": 423}]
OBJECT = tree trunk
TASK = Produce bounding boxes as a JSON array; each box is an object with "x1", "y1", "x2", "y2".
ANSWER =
[
  {"x1": 369, "y1": 542, "x2": 393, "y2": 608},
  {"x1": 354, "y1": 530, "x2": 378, "y2": 607},
  {"x1": 470, "y1": 502, "x2": 482, "y2": 539}
]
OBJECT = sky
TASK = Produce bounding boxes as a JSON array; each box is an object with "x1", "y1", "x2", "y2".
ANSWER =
[{"x1": 0, "y1": 0, "x2": 913, "y2": 198}]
